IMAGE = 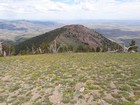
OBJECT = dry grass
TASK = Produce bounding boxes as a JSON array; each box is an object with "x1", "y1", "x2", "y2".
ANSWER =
[{"x1": 0, "y1": 53, "x2": 140, "y2": 105}]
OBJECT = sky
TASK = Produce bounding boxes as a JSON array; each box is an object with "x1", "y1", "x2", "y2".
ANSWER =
[{"x1": 0, "y1": 0, "x2": 140, "y2": 20}]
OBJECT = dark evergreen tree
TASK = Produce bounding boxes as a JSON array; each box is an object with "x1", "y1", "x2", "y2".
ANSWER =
[
  {"x1": 96, "y1": 47, "x2": 101, "y2": 52},
  {"x1": 130, "y1": 40, "x2": 136, "y2": 46},
  {"x1": 128, "y1": 40, "x2": 138, "y2": 52},
  {"x1": 76, "y1": 45, "x2": 85, "y2": 52},
  {"x1": 40, "y1": 42, "x2": 49, "y2": 53},
  {"x1": 19, "y1": 50, "x2": 26, "y2": 55}
]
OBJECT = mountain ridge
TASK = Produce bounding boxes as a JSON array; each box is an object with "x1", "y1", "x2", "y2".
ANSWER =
[{"x1": 15, "y1": 24, "x2": 120, "y2": 54}]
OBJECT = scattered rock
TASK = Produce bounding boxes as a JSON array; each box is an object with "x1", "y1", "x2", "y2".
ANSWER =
[
  {"x1": 110, "y1": 81, "x2": 116, "y2": 89},
  {"x1": 79, "y1": 87, "x2": 85, "y2": 92}
]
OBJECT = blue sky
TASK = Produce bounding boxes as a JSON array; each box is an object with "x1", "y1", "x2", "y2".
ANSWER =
[{"x1": 0, "y1": 0, "x2": 140, "y2": 20}]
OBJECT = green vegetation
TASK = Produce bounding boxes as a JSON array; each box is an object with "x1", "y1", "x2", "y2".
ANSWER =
[
  {"x1": 14, "y1": 25, "x2": 120, "y2": 55},
  {"x1": 15, "y1": 28, "x2": 66, "y2": 54},
  {"x1": 128, "y1": 40, "x2": 138, "y2": 52},
  {"x1": 0, "y1": 53, "x2": 140, "y2": 105}
]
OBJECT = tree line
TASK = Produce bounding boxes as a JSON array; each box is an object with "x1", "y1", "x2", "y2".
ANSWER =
[
  {"x1": 0, "y1": 40, "x2": 138, "y2": 57},
  {"x1": 18, "y1": 41, "x2": 103, "y2": 55}
]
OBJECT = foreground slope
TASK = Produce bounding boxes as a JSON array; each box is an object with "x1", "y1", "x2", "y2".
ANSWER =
[
  {"x1": 15, "y1": 25, "x2": 120, "y2": 53},
  {"x1": 0, "y1": 53, "x2": 140, "y2": 105}
]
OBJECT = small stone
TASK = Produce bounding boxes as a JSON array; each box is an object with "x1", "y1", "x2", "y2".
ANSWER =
[
  {"x1": 110, "y1": 81, "x2": 116, "y2": 89},
  {"x1": 79, "y1": 87, "x2": 85, "y2": 92}
]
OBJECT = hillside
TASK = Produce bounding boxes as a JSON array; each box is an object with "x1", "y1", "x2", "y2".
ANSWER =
[
  {"x1": 15, "y1": 25, "x2": 120, "y2": 54},
  {"x1": 0, "y1": 53, "x2": 140, "y2": 105}
]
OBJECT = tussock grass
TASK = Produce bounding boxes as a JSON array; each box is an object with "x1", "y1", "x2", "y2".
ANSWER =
[{"x1": 0, "y1": 53, "x2": 140, "y2": 104}]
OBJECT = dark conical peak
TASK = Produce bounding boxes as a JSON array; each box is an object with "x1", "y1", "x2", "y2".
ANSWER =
[
  {"x1": 63, "y1": 24, "x2": 88, "y2": 29},
  {"x1": 62, "y1": 24, "x2": 90, "y2": 32}
]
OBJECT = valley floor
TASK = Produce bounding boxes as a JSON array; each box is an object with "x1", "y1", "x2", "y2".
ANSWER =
[{"x1": 0, "y1": 53, "x2": 140, "y2": 105}]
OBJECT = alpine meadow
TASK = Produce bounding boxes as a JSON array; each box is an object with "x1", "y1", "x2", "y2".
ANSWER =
[
  {"x1": 0, "y1": 0, "x2": 140, "y2": 105},
  {"x1": 0, "y1": 53, "x2": 140, "y2": 105}
]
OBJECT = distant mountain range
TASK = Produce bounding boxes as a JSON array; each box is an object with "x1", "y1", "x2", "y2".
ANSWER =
[
  {"x1": 94, "y1": 29, "x2": 140, "y2": 52},
  {"x1": 15, "y1": 25, "x2": 120, "y2": 54},
  {"x1": 0, "y1": 20, "x2": 63, "y2": 41},
  {"x1": 94, "y1": 29, "x2": 140, "y2": 39}
]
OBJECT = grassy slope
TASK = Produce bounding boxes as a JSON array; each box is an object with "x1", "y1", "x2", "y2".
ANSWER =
[{"x1": 0, "y1": 53, "x2": 140, "y2": 105}]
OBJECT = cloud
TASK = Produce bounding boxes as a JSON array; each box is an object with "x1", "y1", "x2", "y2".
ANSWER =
[{"x1": 0, "y1": 0, "x2": 140, "y2": 20}]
